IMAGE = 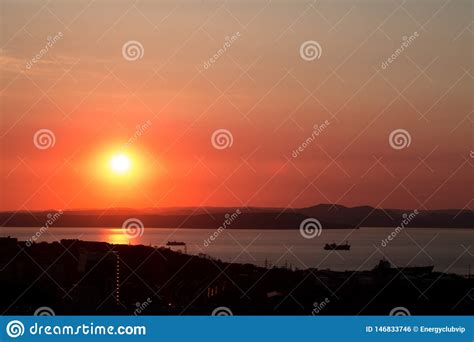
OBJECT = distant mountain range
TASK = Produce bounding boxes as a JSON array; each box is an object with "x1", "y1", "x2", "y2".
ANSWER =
[{"x1": 0, "y1": 204, "x2": 472, "y2": 229}]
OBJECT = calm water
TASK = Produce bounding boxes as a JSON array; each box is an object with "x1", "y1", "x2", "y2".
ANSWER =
[{"x1": 1, "y1": 227, "x2": 472, "y2": 275}]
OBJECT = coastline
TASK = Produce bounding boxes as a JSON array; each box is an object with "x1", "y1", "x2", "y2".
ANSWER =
[{"x1": 1, "y1": 237, "x2": 472, "y2": 315}]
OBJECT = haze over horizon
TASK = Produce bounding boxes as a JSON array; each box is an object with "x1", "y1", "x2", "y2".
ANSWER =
[{"x1": 1, "y1": 202, "x2": 473, "y2": 214}]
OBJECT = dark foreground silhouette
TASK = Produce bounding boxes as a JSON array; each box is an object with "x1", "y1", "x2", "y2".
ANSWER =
[{"x1": 0, "y1": 237, "x2": 472, "y2": 315}]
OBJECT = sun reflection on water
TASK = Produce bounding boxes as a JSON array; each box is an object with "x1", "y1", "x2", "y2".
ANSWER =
[{"x1": 105, "y1": 229, "x2": 130, "y2": 245}]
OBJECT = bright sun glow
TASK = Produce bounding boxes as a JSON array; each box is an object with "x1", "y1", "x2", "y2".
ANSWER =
[{"x1": 110, "y1": 154, "x2": 131, "y2": 174}]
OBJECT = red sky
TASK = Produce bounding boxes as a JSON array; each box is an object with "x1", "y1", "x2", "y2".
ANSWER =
[{"x1": 0, "y1": 0, "x2": 472, "y2": 211}]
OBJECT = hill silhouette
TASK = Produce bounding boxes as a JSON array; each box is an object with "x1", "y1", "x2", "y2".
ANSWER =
[{"x1": 0, "y1": 204, "x2": 472, "y2": 228}]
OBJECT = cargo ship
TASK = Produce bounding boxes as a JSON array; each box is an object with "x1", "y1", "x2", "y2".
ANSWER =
[{"x1": 324, "y1": 241, "x2": 351, "y2": 250}]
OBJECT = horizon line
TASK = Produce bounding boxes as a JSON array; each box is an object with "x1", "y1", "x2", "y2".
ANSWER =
[{"x1": 0, "y1": 203, "x2": 472, "y2": 214}]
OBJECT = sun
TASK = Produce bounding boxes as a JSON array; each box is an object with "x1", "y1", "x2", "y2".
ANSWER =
[{"x1": 110, "y1": 154, "x2": 131, "y2": 174}]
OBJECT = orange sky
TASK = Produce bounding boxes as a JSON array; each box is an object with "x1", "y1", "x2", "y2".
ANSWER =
[{"x1": 0, "y1": 0, "x2": 472, "y2": 211}]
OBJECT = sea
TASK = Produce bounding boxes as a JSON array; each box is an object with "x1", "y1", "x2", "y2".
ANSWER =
[{"x1": 0, "y1": 227, "x2": 472, "y2": 275}]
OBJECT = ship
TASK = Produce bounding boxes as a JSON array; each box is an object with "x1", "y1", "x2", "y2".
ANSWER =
[
  {"x1": 166, "y1": 241, "x2": 186, "y2": 246},
  {"x1": 324, "y1": 241, "x2": 351, "y2": 251},
  {"x1": 373, "y1": 259, "x2": 434, "y2": 276}
]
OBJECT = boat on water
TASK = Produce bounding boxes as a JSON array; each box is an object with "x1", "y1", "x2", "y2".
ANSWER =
[
  {"x1": 373, "y1": 259, "x2": 434, "y2": 276},
  {"x1": 166, "y1": 241, "x2": 186, "y2": 246},
  {"x1": 324, "y1": 241, "x2": 351, "y2": 251}
]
